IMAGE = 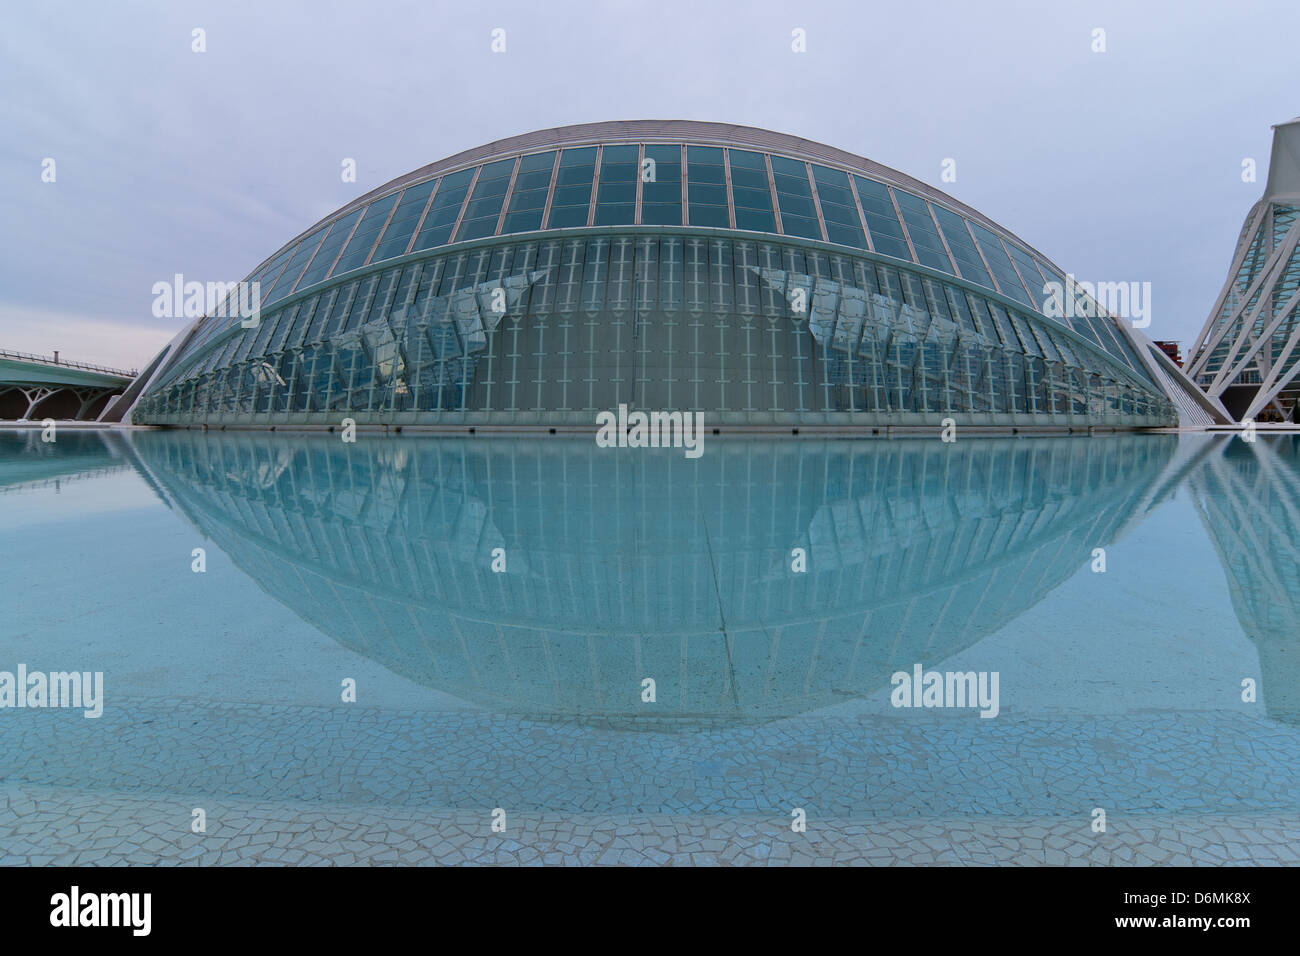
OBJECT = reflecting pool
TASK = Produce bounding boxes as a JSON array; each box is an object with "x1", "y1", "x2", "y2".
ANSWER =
[{"x1": 1, "y1": 429, "x2": 1298, "y2": 865}]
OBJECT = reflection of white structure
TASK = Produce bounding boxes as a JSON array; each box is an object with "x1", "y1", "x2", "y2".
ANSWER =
[
  {"x1": 1188, "y1": 119, "x2": 1300, "y2": 423},
  {"x1": 1188, "y1": 436, "x2": 1300, "y2": 723}
]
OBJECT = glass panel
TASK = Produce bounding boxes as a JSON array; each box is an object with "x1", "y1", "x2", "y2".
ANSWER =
[
  {"x1": 687, "y1": 145, "x2": 729, "y2": 228},
  {"x1": 1025, "y1": 316, "x2": 1062, "y2": 364},
  {"x1": 931, "y1": 206, "x2": 994, "y2": 290},
  {"x1": 1098, "y1": 315, "x2": 1156, "y2": 383},
  {"x1": 594, "y1": 144, "x2": 638, "y2": 226},
  {"x1": 546, "y1": 147, "x2": 596, "y2": 229},
  {"x1": 893, "y1": 191, "x2": 954, "y2": 274},
  {"x1": 851, "y1": 177, "x2": 911, "y2": 261},
  {"x1": 251, "y1": 303, "x2": 291, "y2": 356},
  {"x1": 968, "y1": 221, "x2": 1033, "y2": 305},
  {"x1": 246, "y1": 247, "x2": 295, "y2": 297},
  {"x1": 294, "y1": 208, "x2": 365, "y2": 291},
  {"x1": 280, "y1": 294, "x2": 320, "y2": 351},
  {"x1": 330, "y1": 192, "x2": 401, "y2": 277},
  {"x1": 770, "y1": 155, "x2": 820, "y2": 240},
  {"x1": 977, "y1": 296, "x2": 1021, "y2": 351},
  {"x1": 1006, "y1": 308, "x2": 1042, "y2": 357},
  {"x1": 312, "y1": 281, "x2": 355, "y2": 343},
  {"x1": 303, "y1": 287, "x2": 340, "y2": 344},
  {"x1": 641, "y1": 144, "x2": 682, "y2": 226},
  {"x1": 502, "y1": 151, "x2": 556, "y2": 233},
  {"x1": 1005, "y1": 241, "x2": 1049, "y2": 311},
  {"x1": 229, "y1": 319, "x2": 261, "y2": 365},
  {"x1": 341, "y1": 273, "x2": 381, "y2": 333},
  {"x1": 371, "y1": 179, "x2": 438, "y2": 262},
  {"x1": 263, "y1": 230, "x2": 327, "y2": 305},
  {"x1": 454, "y1": 158, "x2": 516, "y2": 242},
  {"x1": 1038, "y1": 259, "x2": 1110, "y2": 352},
  {"x1": 811, "y1": 165, "x2": 865, "y2": 249},
  {"x1": 412, "y1": 167, "x2": 476, "y2": 251},
  {"x1": 729, "y1": 149, "x2": 776, "y2": 233},
  {"x1": 730, "y1": 207, "x2": 772, "y2": 232}
]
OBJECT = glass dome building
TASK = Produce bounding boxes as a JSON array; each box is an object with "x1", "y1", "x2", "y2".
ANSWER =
[{"x1": 125, "y1": 121, "x2": 1209, "y2": 430}]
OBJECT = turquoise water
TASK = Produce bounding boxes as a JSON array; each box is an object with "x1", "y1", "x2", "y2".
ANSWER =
[{"x1": 1, "y1": 430, "x2": 1298, "y2": 843}]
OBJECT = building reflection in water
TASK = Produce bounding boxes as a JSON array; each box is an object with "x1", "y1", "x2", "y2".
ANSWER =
[
  {"x1": 11, "y1": 428, "x2": 1300, "y2": 816},
  {"x1": 1188, "y1": 435, "x2": 1300, "y2": 724},
  {"x1": 124, "y1": 430, "x2": 1189, "y2": 722},
  {"x1": 0, "y1": 429, "x2": 130, "y2": 496}
]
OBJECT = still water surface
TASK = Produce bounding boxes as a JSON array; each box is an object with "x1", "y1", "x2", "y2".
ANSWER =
[{"x1": 1, "y1": 430, "x2": 1297, "y2": 823}]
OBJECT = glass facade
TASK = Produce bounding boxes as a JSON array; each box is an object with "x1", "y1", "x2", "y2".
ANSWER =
[{"x1": 134, "y1": 123, "x2": 1175, "y2": 428}]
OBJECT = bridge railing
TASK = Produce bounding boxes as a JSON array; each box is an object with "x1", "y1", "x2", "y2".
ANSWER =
[{"x1": 0, "y1": 348, "x2": 138, "y2": 378}]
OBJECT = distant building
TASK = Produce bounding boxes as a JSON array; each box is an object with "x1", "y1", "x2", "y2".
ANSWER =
[{"x1": 1153, "y1": 341, "x2": 1182, "y2": 365}]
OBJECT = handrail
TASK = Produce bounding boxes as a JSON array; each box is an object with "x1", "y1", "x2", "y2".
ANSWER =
[{"x1": 0, "y1": 348, "x2": 138, "y2": 378}]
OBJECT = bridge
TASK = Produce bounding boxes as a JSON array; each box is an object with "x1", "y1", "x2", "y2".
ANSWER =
[{"x1": 0, "y1": 349, "x2": 138, "y2": 421}]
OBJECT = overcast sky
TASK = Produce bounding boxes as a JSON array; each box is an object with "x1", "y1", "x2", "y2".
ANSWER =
[{"x1": 2, "y1": 0, "x2": 1297, "y2": 370}]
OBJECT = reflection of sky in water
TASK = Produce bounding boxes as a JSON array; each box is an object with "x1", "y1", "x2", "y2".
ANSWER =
[{"x1": 1, "y1": 429, "x2": 1297, "y2": 818}]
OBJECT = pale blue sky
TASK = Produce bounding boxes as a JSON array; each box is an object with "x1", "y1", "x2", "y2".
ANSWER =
[{"x1": 1, "y1": 0, "x2": 1296, "y2": 369}]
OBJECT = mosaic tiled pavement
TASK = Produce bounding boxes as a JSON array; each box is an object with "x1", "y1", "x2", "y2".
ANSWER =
[
  {"x1": 3, "y1": 698, "x2": 1299, "y2": 864},
  {"x1": 3, "y1": 787, "x2": 1297, "y2": 866},
  {"x1": 3, "y1": 701, "x2": 1300, "y2": 813}
]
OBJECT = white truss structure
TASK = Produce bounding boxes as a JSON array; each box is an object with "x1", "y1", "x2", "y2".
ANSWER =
[{"x1": 1188, "y1": 118, "x2": 1300, "y2": 422}]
